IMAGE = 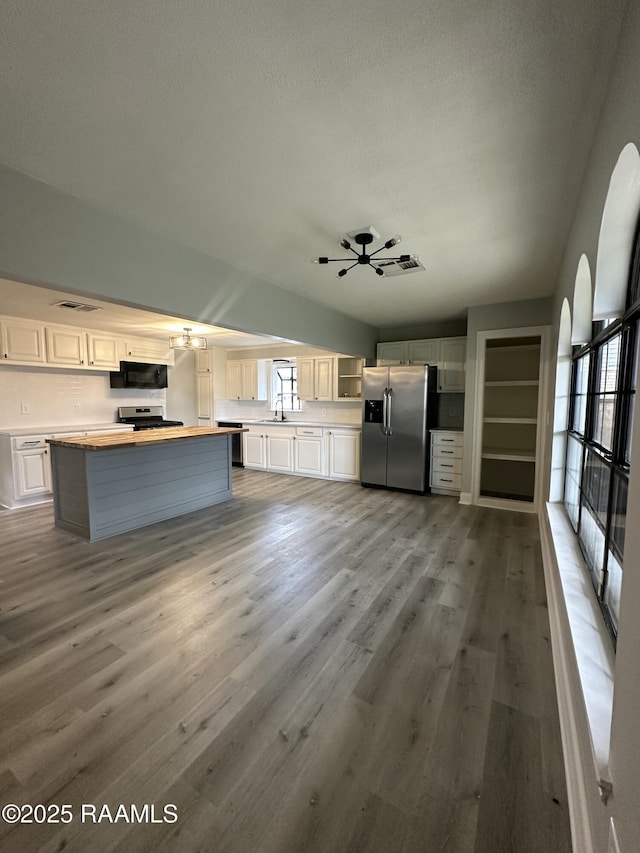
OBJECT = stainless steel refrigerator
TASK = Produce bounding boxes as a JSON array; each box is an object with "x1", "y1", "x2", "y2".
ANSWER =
[{"x1": 361, "y1": 365, "x2": 437, "y2": 492}]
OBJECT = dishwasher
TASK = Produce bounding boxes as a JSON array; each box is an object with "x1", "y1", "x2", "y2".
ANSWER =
[{"x1": 216, "y1": 421, "x2": 244, "y2": 467}]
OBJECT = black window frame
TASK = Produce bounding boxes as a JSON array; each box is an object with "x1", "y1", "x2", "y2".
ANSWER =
[{"x1": 564, "y1": 221, "x2": 640, "y2": 648}]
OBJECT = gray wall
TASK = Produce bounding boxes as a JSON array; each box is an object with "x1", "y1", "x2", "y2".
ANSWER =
[
  {"x1": 544, "y1": 2, "x2": 640, "y2": 850},
  {"x1": 378, "y1": 318, "x2": 467, "y2": 342},
  {"x1": 0, "y1": 164, "x2": 378, "y2": 359}
]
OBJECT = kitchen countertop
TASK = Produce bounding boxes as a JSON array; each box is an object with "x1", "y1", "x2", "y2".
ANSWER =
[
  {"x1": 48, "y1": 426, "x2": 247, "y2": 451},
  {"x1": 0, "y1": 422, "x2": 134, "y2": 436},
  {"x1": 238, "y1": 420, "x2": 361, "y2": 429},
  {"x1": 430, "y1": 427, "x2": 464, "y2": 432}
]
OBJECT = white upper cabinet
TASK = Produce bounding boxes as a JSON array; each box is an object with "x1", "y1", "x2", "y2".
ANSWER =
[
  {"x1": 377, "y1": 336, "x2": 467, "y2": 392},
  {"x1": 225, "y1": 360, "x2": 267, "y2": 400},
  {"x1": 407, "y1": 339, "x2": 439, "y2": 365},
  {"x1": 86, "y1": 333, "x2": 119, "y2": 369},
  {"x1": 334, "y1": 356, "x2": 363, "y2": 401},
  {"x1": 195, "y1": 350, "x2": 212, "y2": 374},
  {"x1": 1, "y1": 318, "x2": 46, "y2": 363},
  {"x1": 377, "y1": 338, "x2": 439, "y2": 365},
  {"x1": 376, "y1": 341, "x2": 408, "y2": 365},
  {"x1": 438, "y1": 337, "x2": 466, "y2": 392},
  {"x1": 226, "y1": 361, "x2": 243, "y2": 399},
  {"x1": 0, "y1": 314, "x2": 171, "y2": 370},
  {"x1": 297, "y1": 356, "x2": 334, "y2": 401},
  {"x1": 122, "y1": 337, "x2": 175, "y2": 366},
  {"x1": 45, "y1": 327, "x2": 87, "y2": 366}
]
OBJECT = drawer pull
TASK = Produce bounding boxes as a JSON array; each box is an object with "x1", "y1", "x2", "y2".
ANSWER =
[
  {"x1": 442, "y1": 438, "x2": 454, "y2": 442},
  {"x1": 441, "y1": 478, "x2": 453, "y2": 483},
  {"x1": 441, "y1": 464, "x2": 453, "y2": 468},
  {"x1": 441, "y1": 450, "x2": 454, "y2": 454}
]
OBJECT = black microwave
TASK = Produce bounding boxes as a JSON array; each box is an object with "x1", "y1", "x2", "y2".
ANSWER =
[{"x1": 109, "y1": 362, "x2": 168, "y2": 389}]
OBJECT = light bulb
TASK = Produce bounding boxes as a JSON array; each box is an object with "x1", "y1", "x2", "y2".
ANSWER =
[{"x1": 339, "y1": 238, "x2": 352, "y2": 250}]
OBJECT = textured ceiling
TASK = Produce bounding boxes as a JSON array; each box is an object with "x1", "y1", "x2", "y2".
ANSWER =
[{"x1": 0, "y1": 0, "x2": 627, "y2": 329}]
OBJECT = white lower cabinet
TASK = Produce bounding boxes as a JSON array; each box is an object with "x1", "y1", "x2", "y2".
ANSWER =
[
  {"x1": 15, "y1": 443, "x2": 51, "y2": 498},
  {"x1": 266, "y1": 434, "x2": 293, "y2": 472},
  {"x1": 328, "y1": 429, "x2": 360, "y2": 481},
  {"x1": 0, "y1": 426, "x2": 134, "y2": 508},
  {"x1": 242, "y1": 425, "x2": 360, "y2": 482},
  {"x1": 293, "y1": 428, "x2": 326, "y2": 476},
  {"x1": 243, "y1": 431, "x2": 266, "y2": 468},
  {"x1": 430, "y1": 430, "x2": 463, "y2": 495}
]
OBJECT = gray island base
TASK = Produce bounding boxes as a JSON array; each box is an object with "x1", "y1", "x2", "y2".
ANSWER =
[{"x1": 47, "y1": 426, "x2": 247, "y2": 541}]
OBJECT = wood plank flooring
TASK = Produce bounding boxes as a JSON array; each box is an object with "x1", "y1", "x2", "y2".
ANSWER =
[{"x1": 0, "y1": 470, "x2": 572, "y2": 853}]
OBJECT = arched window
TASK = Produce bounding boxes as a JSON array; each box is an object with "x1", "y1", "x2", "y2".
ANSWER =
[
  {"x1": 564, "y1": 145, "x2": 640, "y2": 642},
  {"x1": 572, "y1": 254, "x2": 592, "y2": 345},
  {"x1": 550, "y1": 299, "x2": 572, "y2": 501},
  {"x1": 594, "y1": 143, "x2": 640, "y2": 320}
]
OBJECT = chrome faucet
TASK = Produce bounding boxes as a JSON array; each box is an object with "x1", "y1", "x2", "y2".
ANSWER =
[{"x1": 274, "y1": 395, "x2": 286, "y2": 421}]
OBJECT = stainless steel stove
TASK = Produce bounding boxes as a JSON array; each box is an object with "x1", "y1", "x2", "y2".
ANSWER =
[{"x1": 117, "y1": 405, "x2": 184, "y2": 431}]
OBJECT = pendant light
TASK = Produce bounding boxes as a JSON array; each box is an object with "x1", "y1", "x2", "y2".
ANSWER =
[{"x1": 169, "y1": 327, "x2": 207, "y2": 350}]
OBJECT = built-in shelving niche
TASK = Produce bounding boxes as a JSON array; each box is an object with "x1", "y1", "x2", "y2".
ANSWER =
[{"x1": 480, "y1": 336, "x2": 542, "y2": 505}]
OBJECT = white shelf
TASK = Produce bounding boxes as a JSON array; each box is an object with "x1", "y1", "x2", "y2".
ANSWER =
[
  {"x1": 484, "y1": 417, "x2": 537, "y2": 424},
  {"x1": 482, "y1": 447, "x2": 536, "y2": 462},
  {"x1": 486, "y1": 344, "x2": 541, "y2": 353},
  {"x1": 338, "y1": 374, "x2": 362, "y2": 378},
  {"x1": 484, "y1": 380, "x2": 539, "y2": 387}
]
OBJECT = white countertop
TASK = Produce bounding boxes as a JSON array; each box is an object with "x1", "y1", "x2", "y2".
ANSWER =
[
  {"x1": 237, "y1": 420, "x2": 361, "y2": 429},
  {"x1": 0, "y1": 422, "x2": 134, "y2": 437}
]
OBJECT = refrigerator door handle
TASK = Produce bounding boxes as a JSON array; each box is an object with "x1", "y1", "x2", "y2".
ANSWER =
[
  {"x1": 382, "y1": 388, "x2": 389, "y2": 435},
  {"x1": 387, "y1": 387, "x2": 393, "y2": 435}
]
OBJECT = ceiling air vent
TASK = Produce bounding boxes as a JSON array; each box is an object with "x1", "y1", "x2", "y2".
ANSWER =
[
  {"x1": 53, "y1": 300, "x2": 101, "y2": 312},
  {"x1": 372, "y1": 257, "x2": 425, "y2": 277}
]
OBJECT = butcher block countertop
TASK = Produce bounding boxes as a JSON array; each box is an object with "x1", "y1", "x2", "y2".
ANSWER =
[{"x1": 47, "y1": 426, "x2": 248, "y2": 451}]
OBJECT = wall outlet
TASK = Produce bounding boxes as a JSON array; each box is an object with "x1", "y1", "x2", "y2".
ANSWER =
[
  {"x1": 74, "y1": 402, "x2": 82, "y2": 413},
  {"x1": 20, "y1": 402, "x2": 30, "y2": 415},
  {"x1": 321, "y1": 408, "x2": 327, "y2": 417}
]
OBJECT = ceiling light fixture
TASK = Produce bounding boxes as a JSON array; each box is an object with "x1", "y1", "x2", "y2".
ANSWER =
[
  {"x1": 313, "y1": 229, "x2": 417, "y2": 278},
  {"x1": 169, "y1": 327, "x2": 207, "y2": 350}
]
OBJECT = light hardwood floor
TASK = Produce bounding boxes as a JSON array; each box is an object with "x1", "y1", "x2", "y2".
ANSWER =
[{"x1": 0, "y1": 469, "x2": 571, "y2": 853}]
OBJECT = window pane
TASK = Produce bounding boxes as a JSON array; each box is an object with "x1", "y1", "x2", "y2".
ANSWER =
[
  {"x1": 591, "y1": 335, "x2": 621, "y2": 451},
  {"x1": 624, "y1": 329, "x2": 638, "y2": 465},
  {"x1": 564, "y1": 434, "x2": 582, "y2": 531},
  {"x1": 605, "y1": 550, "x2": 623, "y2": 631},
  {"x1": 610, "y1": 472, "x2": 628, "y2": 562},
  {"x1": 579, "y1": 504, "x2": 605, "y2": 584},
  {"x1": 571, "y1": 354, "x2": 589, "y2": 434},
  {"x1": 582, "y1": 449, "x2": 610, "y2": 529}
]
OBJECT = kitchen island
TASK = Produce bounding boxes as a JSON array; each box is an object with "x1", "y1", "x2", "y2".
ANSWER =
[{"x1": 47, "y1": 426, "x2": 247, "y2": 541}]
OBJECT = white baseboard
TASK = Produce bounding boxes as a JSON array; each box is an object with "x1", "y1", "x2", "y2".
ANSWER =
[
  {"x1": 459, "y1": 491, "x2": 471, "y2": 505},
  {"x1": 539, "y1": 506, "x2": 595, "y2": 853}
]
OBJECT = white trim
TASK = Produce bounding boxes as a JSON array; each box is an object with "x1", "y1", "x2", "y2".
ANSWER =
[
  {"x1": 477, "y1": 494, "x2": 537, "y2": 514},
  {"x1": 540, "y1": 502, "x2": 616, "y2": 853},
  {"x1": 458, "y1": 491, "x2": 472, "y2": 505},
  {"x1": 540, "y1": 507, "x2": 595, "y2": 853},
  {"x1": 471, "y1": 325, "x2": 550, "y2": 510}
]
